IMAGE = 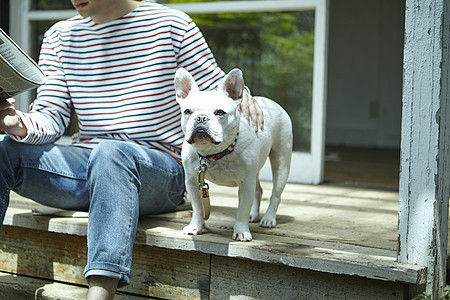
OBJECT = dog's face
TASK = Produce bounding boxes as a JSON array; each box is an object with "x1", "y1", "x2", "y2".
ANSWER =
[{"x1": 174, "y1": 68, "x2": 244, "y2": 147}]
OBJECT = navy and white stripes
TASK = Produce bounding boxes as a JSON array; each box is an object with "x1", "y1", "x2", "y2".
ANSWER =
[{"x1": 12, "y1": 1, "x2": 225, "y2": 161}]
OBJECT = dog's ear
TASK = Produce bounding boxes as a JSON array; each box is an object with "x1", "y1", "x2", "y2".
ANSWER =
[
  {"x1": 218, "y1": 68, "x2": 244, "y2": 101},
  {"x1": 174, "y1": 68, "x2": 199, "y2": 101}
]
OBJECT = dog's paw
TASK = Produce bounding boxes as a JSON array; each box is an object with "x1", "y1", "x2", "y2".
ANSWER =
[
  {"x1": 260, "y1": 214, "x2": 277, "y2": 228},
  {"x1": 249, "y1": 211, "x2": 259, "y2": 223},
  {"x1": 232, "y1": 231, "x2": 253, "y2": 241},
  {"x1": 232, "y1": 223, "x2": 252, "y2": 241},
  {"x1": 183, "y1": 223, "x2": 204, "y2": 235}
]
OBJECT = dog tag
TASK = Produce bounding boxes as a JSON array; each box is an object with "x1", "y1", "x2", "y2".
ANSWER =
[{"x1": 201, "y1": 186, "x2": 210, "y2": 220}]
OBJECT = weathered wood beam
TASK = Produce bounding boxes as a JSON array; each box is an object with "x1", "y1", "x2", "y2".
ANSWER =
[{"x1": 398, "y1": 0, "x2": 450, "y2": 297}]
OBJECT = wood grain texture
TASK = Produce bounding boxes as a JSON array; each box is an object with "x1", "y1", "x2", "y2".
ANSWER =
[
  {"x1": 1, "y1": 182, "x2": 427, "y2": 299},
  {"x1": 210, "y1": 255, "x2": 409, "y2": 300},
  {"x1": 398, "y1": 0, "x2": 450, "y2": 296},
  {"x1": 0, "y1": 226, "x2": 211, "y2": 299}
]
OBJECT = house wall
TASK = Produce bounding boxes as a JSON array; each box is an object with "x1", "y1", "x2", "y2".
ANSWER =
[{"x1": 326, "y1": 0, "x2": 405, "y2": 149}]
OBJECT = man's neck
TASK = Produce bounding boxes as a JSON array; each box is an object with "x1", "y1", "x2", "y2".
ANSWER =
[{"x1": 91, "y1": 0, "x2": 141, "y2": 24}]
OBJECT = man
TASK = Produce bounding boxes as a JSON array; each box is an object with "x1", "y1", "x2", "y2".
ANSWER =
[{"x1": 0, "y1": 0, "x2": 263, "y2": 299}]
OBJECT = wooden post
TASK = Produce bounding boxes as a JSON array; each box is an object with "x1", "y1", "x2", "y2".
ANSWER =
[{"x1": 398, "y1": 0, "x2": 450, "y2": 297}]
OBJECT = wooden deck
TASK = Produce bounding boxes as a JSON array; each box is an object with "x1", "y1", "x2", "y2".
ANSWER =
[
  {"x1": 324, "y1": 146, "x2": 400, "y2": 190},
  {"x1": 0, "y1": 181, "x2": 426, "y2": 299}
]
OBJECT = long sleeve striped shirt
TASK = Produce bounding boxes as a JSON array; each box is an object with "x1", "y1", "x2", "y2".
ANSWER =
[{"x1": 11, "y1": 1, "x2": 225, "y2": 161}]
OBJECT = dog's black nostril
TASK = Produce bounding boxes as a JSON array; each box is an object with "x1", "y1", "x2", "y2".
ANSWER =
[{"x1": 196, "y1": 114, "x2": 209, "y2": 123}]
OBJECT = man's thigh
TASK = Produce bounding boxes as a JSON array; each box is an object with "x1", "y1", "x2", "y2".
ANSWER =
[{"x1": 5, "y1": 138, "x2": 92, "y2": 211}]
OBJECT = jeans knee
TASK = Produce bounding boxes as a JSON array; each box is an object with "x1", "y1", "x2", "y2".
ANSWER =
[
  {"x1": 89, "y1": 140, "x2": 132, "y2": 163},
  {"x1": 87, "y1": 140, "x2": 138, "y2": 178}
]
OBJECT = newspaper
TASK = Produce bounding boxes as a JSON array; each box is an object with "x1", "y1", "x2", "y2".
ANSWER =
[{"x1": 0, "y1": 28, "x2": 45, "y2": 101}]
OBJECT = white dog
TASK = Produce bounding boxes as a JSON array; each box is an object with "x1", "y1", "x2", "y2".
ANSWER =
[{"x1": 174, "y1": 68, "x2": 292, "y2": 241}]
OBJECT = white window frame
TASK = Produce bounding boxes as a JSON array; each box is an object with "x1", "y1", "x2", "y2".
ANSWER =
[{"x1": 10, "y1": 0, "x2": 328, "y2": 184}]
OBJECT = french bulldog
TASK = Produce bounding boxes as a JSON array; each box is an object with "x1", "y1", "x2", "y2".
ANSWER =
[{"x1": 174, "y1": 67, "x2": 292, "y2": 241}]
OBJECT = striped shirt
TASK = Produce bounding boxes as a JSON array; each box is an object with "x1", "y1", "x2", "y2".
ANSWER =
[{"x1": 12, "y1": 1, "x2": 225, "y2": 161}]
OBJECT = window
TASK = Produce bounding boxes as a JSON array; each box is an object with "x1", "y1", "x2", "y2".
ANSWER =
[{"x1": 10, "y1": 0, "x2": 327, "y2": 183}]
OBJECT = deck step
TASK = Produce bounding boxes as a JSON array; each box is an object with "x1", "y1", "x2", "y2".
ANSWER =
[
  {"x1": 0, "y1": 271, "x2": 148, "y2": 300},
  {"x1": 1, "y1": 185, "x2": 427, "y2": 299}
]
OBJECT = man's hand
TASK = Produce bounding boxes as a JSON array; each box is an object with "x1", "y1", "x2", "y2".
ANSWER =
[
  {"x1": 239, "y1": 88, "x2": 264, "y2": 132},
  {"x1": 0, "y1": 93, "x2": 27, "y2": 137}
]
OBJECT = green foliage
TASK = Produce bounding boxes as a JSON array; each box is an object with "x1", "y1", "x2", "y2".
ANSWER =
[
  {"x1": 413, "y1": 286, "x2": 450, "y2": 300},
  {"x1": 443, "y1": 286, "x2": 450, "y2": 299},
  {"x1": 413, "y1": 291, "x2": 432, "y2": 300}
]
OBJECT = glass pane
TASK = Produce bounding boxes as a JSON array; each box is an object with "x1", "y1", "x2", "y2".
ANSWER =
[
  {"x1": 159, "y1": 0, "x2": 240, "y2": 2},
  {"x1": 30, "y1": 0, "x2": 75, "y2": 10},
  {"x1": 191, "y1": 11, "x2": 314, "y2": 152},
  {"x1": 30, "y1": 20, "x2": 59, "y2": 61}
]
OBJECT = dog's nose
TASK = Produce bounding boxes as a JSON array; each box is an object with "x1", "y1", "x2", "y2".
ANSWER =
[{"x1": 196, "y1": 114, "x2": 209, "y2": 123}]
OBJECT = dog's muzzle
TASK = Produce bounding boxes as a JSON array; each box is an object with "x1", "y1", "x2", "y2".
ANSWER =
[
  {"x1": 187, "y1": 126, "x2": 220, "y2": 145},
  {"x1": 186, "y1": 114, "x2": 222, "y2": 144}
]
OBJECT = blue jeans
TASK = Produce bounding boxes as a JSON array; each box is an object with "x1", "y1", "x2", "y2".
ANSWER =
[{"x1": 0, "y1": 135, "x2": 185, "y2": 286}]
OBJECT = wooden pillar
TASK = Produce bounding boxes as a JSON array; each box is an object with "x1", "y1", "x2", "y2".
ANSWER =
[{"x1": 398, "y1": 0, "x2": 450, "y2": 297}]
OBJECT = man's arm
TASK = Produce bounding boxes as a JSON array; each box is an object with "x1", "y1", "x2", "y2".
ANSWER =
[{"x1": 10, "y1": 31, "x2": 73, "y2": 144}]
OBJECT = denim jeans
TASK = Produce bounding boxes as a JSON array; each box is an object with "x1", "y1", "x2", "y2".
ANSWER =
[{"x1": 0, "y1": 135, "x2": 185, "y2": 286}]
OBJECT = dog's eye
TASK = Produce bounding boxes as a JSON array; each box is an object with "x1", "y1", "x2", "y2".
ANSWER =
[
  {"x1": 215, "y1": 109, "x2": 226, "y2": 116},
  {"x1": 183, "y1": 109, "x2": 192, "y2": 115}
]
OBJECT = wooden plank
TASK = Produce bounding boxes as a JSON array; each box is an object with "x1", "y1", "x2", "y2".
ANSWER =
[
  {"x1": 0, "y1": 226, "x2": 211, "y2": 299},
  {"x1": 189, "y1": 182, "x2": 400, "y2": 251},
  {"x1": 0, "y1": 271, "x2": 149, "y2": 300},
  {"x1": 398, "y1": 0, "x2": 450, "y2": 297},
  {"x1": 3, "y1": 184, "x2": 425, "y2": 286},
  {"x1": 1, "y1": 204, "x2": 425, "y2": 288},
  {"x1": 7, "y1": 182, "x2": 401, "y2": 251},
  {"x1": 134, "y1": 219, "x2": 426, "y2": 285},
  {"x1": 124, "y1": 243, "x2": 210, "y2": 299},
  {"x1": 209, "y1": 255, "x2": 412, "y2": 300},
  {"x1": 0, "y1": 226, "x2": 87, "y2": 284},
  {"x1": 0, "y1": 272, "x2": 47, "y2": 300}
]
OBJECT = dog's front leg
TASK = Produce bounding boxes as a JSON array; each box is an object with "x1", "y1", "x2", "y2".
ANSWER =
[
  {"x1": 234, "y1": 178, "x2": 257, "y2": 241},
  {"x1": 183, "y1": 179, "x2": 205, "y2": 235}
]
